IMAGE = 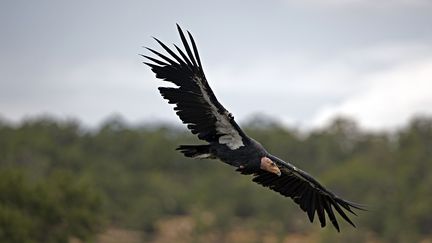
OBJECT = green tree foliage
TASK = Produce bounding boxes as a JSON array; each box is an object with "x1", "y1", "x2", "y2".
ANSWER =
[
  {"x1": 1, "y1": 115, "x2": 432, "y2": 242},
  {"x1": 0, "y1": 169, "x2": 104, "y2": 243}
]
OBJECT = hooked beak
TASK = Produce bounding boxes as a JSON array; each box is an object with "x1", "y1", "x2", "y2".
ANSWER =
[{"x1": 260, "y1": 157, "x2": 282, "y2": 176}]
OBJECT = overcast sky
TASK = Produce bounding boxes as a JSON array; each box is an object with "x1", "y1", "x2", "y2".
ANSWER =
[{"x1": 1, "y1": 0, "x2": 432, "y2": 130}]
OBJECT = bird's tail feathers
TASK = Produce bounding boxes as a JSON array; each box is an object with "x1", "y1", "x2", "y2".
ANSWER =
[{"x1": 176, "y1": 145, "x2": 214, "y2": 159}]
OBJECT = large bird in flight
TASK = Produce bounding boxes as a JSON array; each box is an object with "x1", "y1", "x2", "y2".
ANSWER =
[{"x1": 142, "y1": 24, "x2": 363, "y2": 231}]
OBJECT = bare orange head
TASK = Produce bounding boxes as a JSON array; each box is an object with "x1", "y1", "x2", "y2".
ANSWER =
[{"x1": 260, "y1": 157, "x2": 281, "y2": 176}]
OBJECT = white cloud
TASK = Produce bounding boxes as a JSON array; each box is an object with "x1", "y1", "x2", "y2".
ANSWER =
[
  {"x1": 207, "y1": 41, "x2": 432, "y2": 130},
  {"x1": 311, "y1": 58, "x2": 432, "y2": 130}
]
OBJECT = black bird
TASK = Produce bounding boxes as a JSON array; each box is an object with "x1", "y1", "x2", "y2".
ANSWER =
[{"x1": 142, "y1": 24, "x2": 364, "y2": 231}]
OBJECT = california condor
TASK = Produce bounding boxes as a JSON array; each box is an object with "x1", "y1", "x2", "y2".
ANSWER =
[{"x1": 142, "y1": 24, "x2": 364, "y2": 231}]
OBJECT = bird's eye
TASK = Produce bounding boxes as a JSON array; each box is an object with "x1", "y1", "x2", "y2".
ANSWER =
[{"x1": 271, "y1": 162, "x2": 276, "y2": 166}]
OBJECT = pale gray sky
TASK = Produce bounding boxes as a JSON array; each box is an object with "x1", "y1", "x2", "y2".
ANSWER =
[{"x1": 1, "y1": 0, "x2": 432, "y2": 130}]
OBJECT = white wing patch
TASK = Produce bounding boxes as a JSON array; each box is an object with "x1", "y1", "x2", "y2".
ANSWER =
[
  {"x1": 193, "y1": 153, "x2": 212, "y2": 159},
  {"x1": 194, "y1": 76, "x2": 244, "y2": 150}
]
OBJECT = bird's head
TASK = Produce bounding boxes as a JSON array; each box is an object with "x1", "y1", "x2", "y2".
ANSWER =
[{"x1": 260, "y1": 157, "x2": 281, "y2": 176}]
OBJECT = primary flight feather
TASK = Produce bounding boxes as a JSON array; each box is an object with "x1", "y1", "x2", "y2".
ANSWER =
[{"x1": 142, "y1": 24, "x2": 364, "y2": 231}]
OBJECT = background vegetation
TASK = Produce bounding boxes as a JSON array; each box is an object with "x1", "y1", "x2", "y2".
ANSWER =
[{"x1": 1, "y1": 115, "x2": 431, "y2": 242}]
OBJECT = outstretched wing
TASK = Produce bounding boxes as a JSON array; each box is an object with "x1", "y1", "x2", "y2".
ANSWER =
[
  {"x1": 249, "y1": 155, "x2": 364, "y2": 231},
  {"x1": 142, "y1": 25, "x2": 247, "y2": 150}
]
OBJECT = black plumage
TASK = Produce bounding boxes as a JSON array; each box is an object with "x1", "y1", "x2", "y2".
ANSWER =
[{"x1": 142, "y1": 24, "x2": 364, "y2": 231}]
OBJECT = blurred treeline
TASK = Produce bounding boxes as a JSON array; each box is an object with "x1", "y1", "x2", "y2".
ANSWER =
[{"x1": 1, "y1": 115, "x2": 432, "y2": 243}]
